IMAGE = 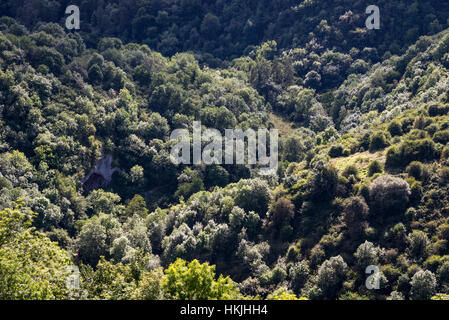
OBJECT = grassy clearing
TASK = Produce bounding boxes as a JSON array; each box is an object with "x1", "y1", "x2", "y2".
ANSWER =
[
  {"x1": 330, "y1": 150, "x2": 386, "y2": 178},
  {"x1": 269, "y1": 113, "x2": 296, "y2": 136}
]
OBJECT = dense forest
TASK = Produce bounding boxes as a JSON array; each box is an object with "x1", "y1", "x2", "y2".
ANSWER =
[{"x1": 2, "y1": 0, "x2": 449, "y2": 300}]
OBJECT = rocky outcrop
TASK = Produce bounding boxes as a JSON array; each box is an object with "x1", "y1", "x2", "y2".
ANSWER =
[{"x1": 82, "y1": 153, "x2": 120, "y2": 192}]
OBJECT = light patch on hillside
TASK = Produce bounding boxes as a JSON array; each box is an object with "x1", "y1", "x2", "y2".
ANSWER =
[{"x1": 330, "y1": 150, "x2": 386, "y2": 178}]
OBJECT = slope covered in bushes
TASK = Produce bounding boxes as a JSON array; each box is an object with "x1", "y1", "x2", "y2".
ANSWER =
[{"x1": 2, "y1": 3, "x2": 449, "y2": 300}]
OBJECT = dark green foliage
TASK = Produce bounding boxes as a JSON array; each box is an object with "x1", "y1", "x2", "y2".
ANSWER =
[
  {"x1": 134, "y1": 65, "x2": 151, "y2": 86},
  {"x1": 406, "y1": 162, "x2": 428, "y2": 181},
  {"x1": 368, "y1": 175, "x2": 410, "y2": 216},
  {"x1": 442, "y1": 145, "x2": 449, "y2": 160},
  {"x1": 343, "y1": 196, "x2": 369, "y2": 238},
  {"x1": 368, "y1": 160, "x2": 383, "y2": 177},
  {"x1": 342, "y1": 165, "x2": 359, "y2": 179},
  {"x1": 428, "y1": 103, "x2": 449, "y2": 116},
  {"x1": 388, "y1": 121, "x2": 403, "y2": 136},
  {"x1": 290, "y1": 261, "x2": 309, "y2": 293},
  {"x1": 437, "y1": 261, "x2": 449, "y2": 283},
  {"x1": 329, "y1": 145, "x2": 343, "y2": 158},
  {"x1": 88, "y1": 64, "x2": 103, "y2": 84},
  {"x1": 205, "y1": 165, "x2": 230, "y2": 188},
  {"x1": 433, "y1": 130, "x2": 449, "y2": 144},
  {"x1": 233, "y1": 179, "x2": 271, "y2": 216},
  {"x1": 408, "y1": 230, "x2": 430, "y2": 260},
  {"x1": 3, "y1": 2, "x2": 449, "y2": 301},
  {"x1": 125, "y1": 195, "x2": 149, "y2": 218},
  {"x1": 269, "y1": 197, "x2": 295, "y2": 228},
  {"x1": 386, "y1": 139, "x2": 436, "y2": 168},
  {"x1": 175, "y1": 177, "x2": 205, "y2": 201},
  {"x1": 306, "y1": 162, "x2": 338, "y2": 202},
  {"x1": 29, "y1": 46, "x2": 64, "y2": 75},
  {"x1": 369, "y1": 132, "x2": 390, "y2": 152},
  {"x1": 438, "y1": 167, "x2": 449, "y2": 182}
]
